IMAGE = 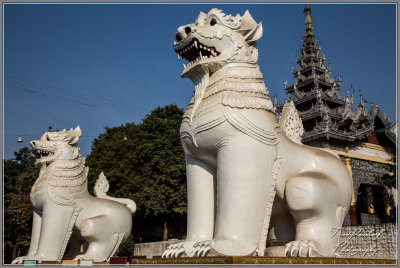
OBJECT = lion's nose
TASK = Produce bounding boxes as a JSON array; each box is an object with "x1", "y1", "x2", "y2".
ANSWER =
[
  {"x1": 30, "y1": 141, "x2": 36, "y2": 148},
  {"x1": 176, "y1": 25, "x2": 192, "y2": 42}
]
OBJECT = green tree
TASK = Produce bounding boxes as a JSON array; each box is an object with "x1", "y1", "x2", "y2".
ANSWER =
[
  {"x1": 4, "y1": 147, "x2": 40, "y2": 263},
  {"x1": 86, "y1": 104, "x2": 186, "y2": 246},
  {"x1": 138, "y1": 105, "x2": 187, "y2": 241}
]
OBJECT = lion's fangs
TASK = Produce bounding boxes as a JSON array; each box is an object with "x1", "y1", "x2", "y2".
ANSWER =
[
  {"x1": 34, "y1": 149, "x2": 54, "y2": 159},
  {"x1": 176, "y1": 38, "x2": 220, "y2": 68}
]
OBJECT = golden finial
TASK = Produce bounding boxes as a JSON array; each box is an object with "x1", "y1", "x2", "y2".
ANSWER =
[{"x1": 304, "y1": 4, "x2": 314, "y2": 37}]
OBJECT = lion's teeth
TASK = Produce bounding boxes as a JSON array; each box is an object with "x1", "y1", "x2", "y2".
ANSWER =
[
  {"x1": 183, "y1": 63, "x2": 186, "y2": 69},
  {"x1": 194, "y1": 41, "x2": 198, "y2": 49},
  {"x1": 178, "y1": 54, "x2": 180, "y2": 60},
  {"x1": 199, "y1": 51, "x2": 203, "y2": 59}
]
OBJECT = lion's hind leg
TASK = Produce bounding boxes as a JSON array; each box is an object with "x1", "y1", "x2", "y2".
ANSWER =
[
  {"x1": 284, "y1": 175, "x2": 347, "y2": 257},
  {"x1": 63, "y1": 229, "x2": 87, "y2": 260},
  {"x1": 76, "y1": 215, "x2": 129, "y2": 262}
]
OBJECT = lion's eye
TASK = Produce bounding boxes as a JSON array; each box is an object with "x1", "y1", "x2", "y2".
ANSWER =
[
  {"x1": 210, "y1": 18, "x2": 217, "y2": 26},
  {"x1": 46, "y1": 136, "x2": 50, "y2": 141}
]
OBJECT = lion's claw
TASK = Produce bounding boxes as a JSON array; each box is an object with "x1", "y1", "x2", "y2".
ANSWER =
[
  {"x1": 162, "y1": 242, "x2": 186, "y2": 258},
  {"x1": 162, "y1": 240, "x2": 212, "y2": 258},
  {"x1": 187, "y1": 241, "x2": 211, "y2": 257},
  {"x1": 285, "y1": 240, "x2": 319, "y2": 257}
]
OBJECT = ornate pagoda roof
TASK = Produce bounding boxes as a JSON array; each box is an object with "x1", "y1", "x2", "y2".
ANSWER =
[{"x1": 276, "y1": 4, "x2": 396, "y2": 147}]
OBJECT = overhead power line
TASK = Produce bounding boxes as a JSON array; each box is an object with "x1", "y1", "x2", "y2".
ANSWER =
[
  {"x1": 4, "y1": 133, "x2": 97, "y2": 138},
  {"x1": 4, "y1": 74, "x2": 147, "y2": 115}
]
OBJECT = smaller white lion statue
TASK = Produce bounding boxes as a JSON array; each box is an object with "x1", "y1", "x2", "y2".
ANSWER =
[{"x1": 12, "y1": 126, "x2": 136, "y2": 264}]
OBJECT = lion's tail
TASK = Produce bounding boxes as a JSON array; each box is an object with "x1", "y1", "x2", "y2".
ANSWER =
[
  {"x1": 94, "y1": 172, "x2": 137, "y2": 214},
  {"x1": 104, "y1": 196, "x2": 137, "y2": 214}
]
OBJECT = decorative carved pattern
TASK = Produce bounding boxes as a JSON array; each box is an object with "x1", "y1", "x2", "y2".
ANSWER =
[
  {"x1": 107, "y1": 233, "x2": 126, "y2": 262},
  {"x1": 279, "y1": 101, "x2": 304, "y2": 144},
  {"x1": 94, "y1": 172, "x2": 110, "y2": 198},
  {"x1": 222, "y1": 106, "x2": 279, "y2": 146},
  {"x1": 57, "y1": 206, "x2": 82, "y2": 261},
  {"x1": 350, "y1": 159, "x2": 390, "y2": 202},
  {"x1": 130, "y1": 256, "x2": 396, "y2": 265},
  {"x1": 257, "y1": 156, "x2": 282, "y2": 256}
]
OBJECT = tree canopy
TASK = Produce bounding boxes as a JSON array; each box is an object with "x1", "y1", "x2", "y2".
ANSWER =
[{"x1": 4, "y1": 147, "x2": 40, "y2": 263}]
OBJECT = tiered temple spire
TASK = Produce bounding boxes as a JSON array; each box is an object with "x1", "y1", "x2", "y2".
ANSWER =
[{"x1": 279, "y1": 4, "x2": 395, "y2": 146}]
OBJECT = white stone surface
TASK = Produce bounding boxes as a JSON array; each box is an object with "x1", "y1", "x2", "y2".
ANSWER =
[
  {"x1": 12, "y1": 126, "x2": 136, "y2": 264},
  {"x1": 163, "y1": 9, "x2": 352, "y2": 258}
]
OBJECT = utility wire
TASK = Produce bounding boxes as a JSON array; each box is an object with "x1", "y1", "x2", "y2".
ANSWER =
[
  {"x1": 5, "y1": 74, "x2": 147, "y2": 114},
  {"x1": 5, "y1": 83, "x2": 144, "y2": 116},
  {"x1": 4, "y1": 133, "x2": 97, "y2": 138}
]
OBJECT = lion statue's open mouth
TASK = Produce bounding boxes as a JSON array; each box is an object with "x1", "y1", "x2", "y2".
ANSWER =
[
  {"x1": 173, "y1": 9, "x2": 262, "y2": 78},
  {"x1": 175, "y1": 37, "x2": 220, "y2": 69},
  {"x1": 33, "y1": 148, "x2": 55, "y2": 161}
]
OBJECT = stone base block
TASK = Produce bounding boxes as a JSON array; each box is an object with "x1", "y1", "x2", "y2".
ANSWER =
[
  {"x1": 265, "y1": 246, "x2": 286, "y2": 257},
  {"x1": 129, "y1": 256, "x2": 396, "y2": 265}
]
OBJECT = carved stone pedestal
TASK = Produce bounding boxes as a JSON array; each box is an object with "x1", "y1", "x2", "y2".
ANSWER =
[
  {"x1": 129, "y1": 256, "x2": 396, "y2": 265},
  {"x1": 265, "y1": 246, "x2": 286, "y2": 257}
]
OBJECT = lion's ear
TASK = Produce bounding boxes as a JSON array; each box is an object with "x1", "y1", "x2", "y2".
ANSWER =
[
  {"x1": 237, "y1": 10, "x2": 263, "y2": 42},
  {"x1": 244, "y1": 22, "x2": 263, "y2": 42},
  {"x1": 67, "y1": 126, "x2": 82, "y2": 144},
  {"x1": 74, "y1": 126, "x2": 82, "y2": 137},
  {"x1": 195, "y1": 11, "x2": 207, "y2": 25},
  {"x1": 68, "y1": 136, "x2": 80, "y2": 145}
]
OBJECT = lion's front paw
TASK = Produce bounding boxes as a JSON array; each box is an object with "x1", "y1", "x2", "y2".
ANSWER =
[
  {"x1": 11, "y1": 255, "x2": 44, "y2": 264},
  {"x1": 187, "y1": 241, "x2": 211, "y2": 257},
  {"x1": 284, "y1": 240, "x2": 323, "y2": 257},
  {"x1": 73, "y1": 254, "x2": 95, "y2": 261},
  {"x1": 162, "y1": 240, "x2": 203, "y2": 258},
  {"x1": 12, "y1": 256, "x2": 27, "y2": 264}
]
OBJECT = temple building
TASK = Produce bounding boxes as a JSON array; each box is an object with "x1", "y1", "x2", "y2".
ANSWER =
[{"x1": 276, "y1": 4, "x2": 397, "y2": 226}]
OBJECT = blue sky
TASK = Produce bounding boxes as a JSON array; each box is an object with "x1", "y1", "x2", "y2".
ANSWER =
[{"x1": 3, "y1": 3, "x2": 397, "y2": 159}]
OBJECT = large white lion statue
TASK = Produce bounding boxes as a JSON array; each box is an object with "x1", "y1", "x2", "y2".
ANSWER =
[
  {"x1": 12, "y1": 126, "x2": 136, "y2": 264},
  {"x1": 163, "y1": 9, "x2": 352, "y2": 258}
]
